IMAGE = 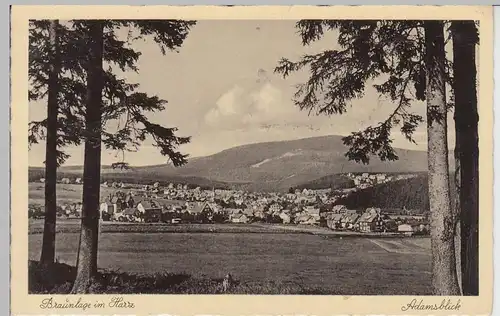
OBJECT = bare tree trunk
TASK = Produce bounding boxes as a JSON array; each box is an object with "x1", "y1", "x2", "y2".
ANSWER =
[
  {"x1": 71, "y1": 20, "x2": 104, "y2": 294},
  {"x1": 451, "y1": 20, "x2": 479, "y2": 296},
  {"x1": 424, "y1": 20, "x2": 461, "y2": 296},
  {"x1": 453, "y1": 131, "x2": 462, "y2": 294},
  {"x1": 40, "y1": 20, "x2": 61, "y2": 265}
]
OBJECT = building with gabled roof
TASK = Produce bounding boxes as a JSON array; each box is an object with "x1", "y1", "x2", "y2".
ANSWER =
[{"x1": 230, "y1": 213, "x2": 249, "y2": 223}]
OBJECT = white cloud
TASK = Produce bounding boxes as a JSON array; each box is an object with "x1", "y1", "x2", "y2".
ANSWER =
[
  {"x1": 204, "y1": 85, "x2": 246, "y2": 127},
  {"x1": 204, "y1": 79, "x2": 295, "y2": 130}
]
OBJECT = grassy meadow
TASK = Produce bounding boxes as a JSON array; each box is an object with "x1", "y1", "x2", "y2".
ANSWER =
[{"x1": 29, "y1": 220, "x2": 432, "y2": 295}]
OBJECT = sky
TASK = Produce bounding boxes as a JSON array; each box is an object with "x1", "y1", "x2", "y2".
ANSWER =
[{"x1": 28, "y1": 20, "x2": 456, "y2": 167}]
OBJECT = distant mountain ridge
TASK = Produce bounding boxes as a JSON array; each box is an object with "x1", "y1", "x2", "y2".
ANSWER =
[{"x1": 30, "y1": 135, "x2": 454, "y2": 192}]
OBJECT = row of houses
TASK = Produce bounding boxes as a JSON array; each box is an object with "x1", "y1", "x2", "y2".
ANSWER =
[
  {"x1": 39, "y1": 177, "x2": 82, "y2": 184},
  {"x1": 96, "y1": 191, "x2": 322, "y2": 225},
  {"x1": 32, "y1": 194, "x2": 429, "y2": 235},
  {"x1": 344, "y1": 173, "x2": 419, "y2": 190},
  {"x1": 325, "y1": 206, "x2": 429, "y2": 234},
  {"x1": 96, "y1": 191, "x2": 430, "y2": 233}
]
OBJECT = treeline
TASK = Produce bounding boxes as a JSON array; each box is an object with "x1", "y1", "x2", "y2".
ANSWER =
[{"x1": 335, "y1": 174, "x2": 457, "y2": 212}]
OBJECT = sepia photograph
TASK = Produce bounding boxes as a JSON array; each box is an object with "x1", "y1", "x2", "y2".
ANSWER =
[{"x1": 10, "y1": 5, "x2": 494, "y2": 316}]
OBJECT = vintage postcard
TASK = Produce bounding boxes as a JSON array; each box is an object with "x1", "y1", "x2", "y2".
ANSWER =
[{"x1": 11, "y1": 5, "x2": 494, "y2": 316}]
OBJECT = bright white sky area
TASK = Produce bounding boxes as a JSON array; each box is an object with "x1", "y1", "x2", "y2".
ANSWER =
[{"x1": 29, "y1": 20, "x2": 458, "y2": 167}]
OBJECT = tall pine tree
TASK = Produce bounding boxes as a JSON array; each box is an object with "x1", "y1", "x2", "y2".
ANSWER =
[
  {"x1": 39, "y1": 20, "x2": 61, "y2": 265},
  {"x1": 450, "y1": 20, "x2": 479, "y2": 296},
  {"x1": 275, "y1": 19, "x2": 478, "y2": 295},
  {"x1": 28, "y1": 19, "x2": 196, "y2": 277},
  {"x1": 424, "y1": 20, "x2": 460, "y2": 295},
  {"x1": 70, "y1": 20, "x2": 105, "y2": 293}
]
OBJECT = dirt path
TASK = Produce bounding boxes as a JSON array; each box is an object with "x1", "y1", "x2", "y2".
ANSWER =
[{"x1": 369, "y1": 239, "x2": 430, "y2": 255}]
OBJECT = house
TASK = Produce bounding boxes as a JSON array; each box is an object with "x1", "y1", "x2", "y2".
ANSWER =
[
  {"x1": 58, "y1": 204, "x2": 68, "y2": 216},
  {"x1": 124, "y1": 194, "x2": 135, "y2": 208},
  {"x1": 71, "y1": 202, "x2": 83, "y2": 216},
  {"x1": 231, "y1": 213, "x2": 249, "y2": 224},
  {"x1": 60, "y1": 178, "x2": 71, "y2": 184},
  {"x1": 186, "y1": 202, "x2": 213, "y2": 215},
  {"x1": 340, "y1": 210, "x2": 359, "y2": 228},
  {"x1": 137, "y1": 200, "x2": 162, "y2": 214},
  {"x1": 294, "y1": 213, "x2": 312, "y2": 225},
  {"x1": 39, "y1": 178, "x2": 45, "y2": 183},
  {"x1": 208, "y1": 202, "x2": 221, "y2": 213},
  {"x1": 303, "y1": 215, "x2": 319, "y2": 225},
  {"x1": 111, "y1": 196, "x2": 124, "y2": 212},
  {"x1": 331, "y1": 204, "x2": 348, "y2": 214},
  {"x1": 114, "y1": 208, "x2": 140, "y2": 222},
  {"x1": 99, "y1": 201, "x2": 114, "y2": 217},
  {"x1": 61, "y1": 203, "x2": 76, "y2": 217},
  {"x1": 327, "y1": 213, "x2": 343, "y2": 230},
  {"x1": 159, "y1": 199, "x2": 184, "y2": 212},
  {"x1": 304, "y1": 206, "x2": 320, "y2": 216},
  {"x1": 358, "y1": 208, "x2": 384, "y2": 232},
  {"x1": 398, "y1": 224, "x2": 415, "y2": 233},
  {"x1": 269, "y1": 203, "x2": 282, "y2": 214},
  {"x1": 398, "y1": 224, "x2": 415, "y2": 236},
  {"x1": 171, "y1": 218, "x2": 182, "y2": 224},
  {"x1": 253, "y1": 210, "x2": 265, "y2": 219},
  {"x1": 396, "y1": 220, "x2": 428, "y2": 235},
  {"x1": 279, "y1": 212, "x2": 291, "y2": 224},
  {"x1": 243, "y1": 208, "x2": 254, "y2": 217}
]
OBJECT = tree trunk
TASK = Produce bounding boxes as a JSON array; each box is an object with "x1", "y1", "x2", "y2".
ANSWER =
[
  {"x1": 424, "y1": 20, "x2": 461, "y2": 296},
  {"x1": 71, "y1": 20, "x2": 104, "y2": 294},
  {"x1": 451, "y1": 20, "x2": 479, "y2": 296},
  {"x1": 40, "y1": 20, "x2": 61, "y2": 265},
  {"x1": 453, "y1": 131, "x2": 462, "y2": 294}
]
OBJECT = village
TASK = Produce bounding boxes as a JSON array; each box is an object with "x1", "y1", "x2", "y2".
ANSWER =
[{"x1": 30, "y1": 172, "x2": 428, "y2": 236}]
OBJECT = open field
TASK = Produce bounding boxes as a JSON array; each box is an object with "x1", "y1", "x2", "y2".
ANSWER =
[{"x1": 29, "y1": 221, "x2": 431, "y2": 295}]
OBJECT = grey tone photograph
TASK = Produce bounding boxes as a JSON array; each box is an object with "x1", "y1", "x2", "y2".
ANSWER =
[{"x1": 27, "y1": 19, "x2": 479, "y2": 296}]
